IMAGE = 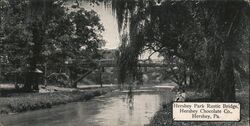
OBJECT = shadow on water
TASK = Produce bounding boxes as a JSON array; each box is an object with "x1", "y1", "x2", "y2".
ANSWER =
[{"x1": 127, "y1": 86, "x2": 134, "y2": 111}]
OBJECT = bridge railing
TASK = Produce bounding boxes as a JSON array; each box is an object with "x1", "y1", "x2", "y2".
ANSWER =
[{"x1": 80, "y1": 59, "x2": 168, "y2": 67}]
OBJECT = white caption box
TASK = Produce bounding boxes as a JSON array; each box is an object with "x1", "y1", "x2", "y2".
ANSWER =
[{"x1": 172, "y1": 102, "x2": 240, "y2": 121}]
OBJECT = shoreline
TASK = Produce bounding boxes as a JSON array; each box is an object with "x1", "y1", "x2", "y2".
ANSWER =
[
  {"x1": 148, "y1": 89, "x2": 249, "y2": 126},
  {"x1": 0, "y1": 87, "x2": 114, "y2": 114}
]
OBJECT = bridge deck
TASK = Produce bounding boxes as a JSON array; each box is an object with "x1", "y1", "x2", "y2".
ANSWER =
[
  {"x1": 99, "y1": 63, "x2": 167, "y2": 67},
  {"x1": 81, "y1": 59, "x2": 167, "y2": 67}
]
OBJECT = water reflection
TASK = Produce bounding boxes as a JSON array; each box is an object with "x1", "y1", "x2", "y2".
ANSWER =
[
  {"x1": 91, "y1": 92, "x2": 171, "y2": 126},
  {"x1": 0, "y1": 91, "x2": 173, "y2": 126},
  {"x1": 127, "y1": 88, "x2": 134, "y2": 111}
]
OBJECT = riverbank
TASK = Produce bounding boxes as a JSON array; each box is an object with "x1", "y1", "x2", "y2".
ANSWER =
[
  {"x1": 0, "y1": 87, "x2": 114, "y2": 114},
  {"x1": 148, "y1": 87, "x2": 249, "y2": 126}
]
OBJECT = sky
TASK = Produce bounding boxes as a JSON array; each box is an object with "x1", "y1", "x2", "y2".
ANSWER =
[
  {"x1": 79, "y1": 1, "x2": 162, "y2": 60},
  {"x1": 80, "y1": 2, "x2": 120, "y2": 49}
]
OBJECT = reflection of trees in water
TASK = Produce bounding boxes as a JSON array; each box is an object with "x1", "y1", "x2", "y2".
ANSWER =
[{"x1": 127, "y1": 86, "x2": 134, "y2": 110}]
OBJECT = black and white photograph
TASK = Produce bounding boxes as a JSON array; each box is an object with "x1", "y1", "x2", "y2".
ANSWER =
[{"x1": 0, "y1": 0, "x2": 249, "y2": 126}]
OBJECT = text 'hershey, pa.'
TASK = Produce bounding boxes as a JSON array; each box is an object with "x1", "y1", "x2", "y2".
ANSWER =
[{"x1": 172, "y1": 102, "x2": 240, "y2": 121}]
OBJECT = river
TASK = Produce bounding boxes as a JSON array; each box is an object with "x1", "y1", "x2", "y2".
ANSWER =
[{"x1": 0, "y1": 90, "x2": 173, "y2": 126}]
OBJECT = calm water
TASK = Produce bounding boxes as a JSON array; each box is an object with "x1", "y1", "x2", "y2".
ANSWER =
[{"x1": 0, "y1": 91, "x2": 173, "y2": 126}]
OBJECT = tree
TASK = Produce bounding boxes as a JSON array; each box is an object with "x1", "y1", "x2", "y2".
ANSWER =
[
  {"x1": 104, "y1": 0, "x2": 249, "y2": 101},
  {"x1": 203, "y1": 1, "x2": 249, "y2": 101},
  {"x1": 1, "y1": 0, "x2": 105, "y2": 90}
]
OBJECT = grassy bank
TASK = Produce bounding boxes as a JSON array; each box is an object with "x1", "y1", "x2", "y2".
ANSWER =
[
  {"x1": 0, "y1": 87, "x2": 114, "y2": 114},
  {"x1": 148, "y1": 88, "x2": 249, "y2": 126}
]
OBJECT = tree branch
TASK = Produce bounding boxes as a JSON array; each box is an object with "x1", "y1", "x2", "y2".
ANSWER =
[{"x1": 227, "y1": 10, "x2": 240, "y2": 38}]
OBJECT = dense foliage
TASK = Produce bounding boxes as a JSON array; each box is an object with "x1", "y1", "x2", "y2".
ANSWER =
[
  {"x1": 107, "y1": 0, "x2": 249, "y2": 101},
  {"x1": 0, "y1": 0, "x2": 105, "y2": 90}
]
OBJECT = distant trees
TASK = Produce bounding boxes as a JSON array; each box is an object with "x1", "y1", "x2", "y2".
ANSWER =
[{"x1": 0, "y1": 0, "x2": 104, "y2": 90}]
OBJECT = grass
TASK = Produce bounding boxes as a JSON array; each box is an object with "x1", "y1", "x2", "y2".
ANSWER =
[{"x1": 0, "y1": 87, "x2": 114, "y2": 114}]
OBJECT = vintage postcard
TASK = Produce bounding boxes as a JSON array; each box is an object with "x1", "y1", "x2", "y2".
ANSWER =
[{"x1": 0, "y1": 0, "x2": 249, "y2": 126}]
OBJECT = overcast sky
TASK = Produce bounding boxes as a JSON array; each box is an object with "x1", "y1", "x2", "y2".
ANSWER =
[
  {"x1": 80, "y1": 2, "x2": 120, "y2": 49},
  {"x1": 79, "y1": 2, "x2": 162, "y2": 60}
]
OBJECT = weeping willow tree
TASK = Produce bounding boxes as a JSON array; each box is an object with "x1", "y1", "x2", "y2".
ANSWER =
[
  {"x1": 101, "y1": 0, "x2": 249, "y2": 101},
  {"x1": 104, "y1": 0, "x2": 150, "y2": 87}
]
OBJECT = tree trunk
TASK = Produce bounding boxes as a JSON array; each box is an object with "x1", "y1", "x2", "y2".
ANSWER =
[
  {"x1": 222, "y1": 50, "x2": 236, "y2": 101},
  {"x1": 69, "y1": 71, "x2": 78, "y2": 88},
  {"x1": 209, "y1": 1, "x2": 244, "y2": 101},
  {"x1": 211, "y1": 50, "x2": 235, "y2": 102},
  {"x1": 24, "y1": 72, "x2": 32, "y2": 91},
  {"x1": 24, "y1": 19, "x2": 44, "y2": 91},
  {"x1": 99, "y1": 67, "x2": 103, "y2": 88}
]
